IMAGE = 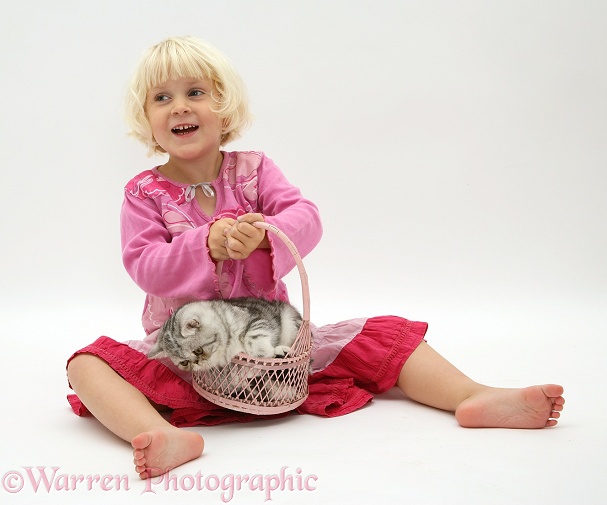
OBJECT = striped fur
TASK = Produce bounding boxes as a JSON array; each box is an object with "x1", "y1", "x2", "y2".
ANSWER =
[{"x1": 148, "y1": 297, "x2": 302, "y2": 372}]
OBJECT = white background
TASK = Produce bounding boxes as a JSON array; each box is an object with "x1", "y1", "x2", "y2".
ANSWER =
[{"x1": 1, "y1": 1, "x2": 605, "y2": 504}]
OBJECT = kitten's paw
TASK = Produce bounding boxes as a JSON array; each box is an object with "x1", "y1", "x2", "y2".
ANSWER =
[{"x1": 274, "y1": 346, "x2": 291, "y2": 358}]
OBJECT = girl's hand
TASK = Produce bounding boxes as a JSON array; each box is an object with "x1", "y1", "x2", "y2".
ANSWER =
[
  {"x1": 225, "y1": 213, "x2": 269, "y2": 260},
  {"x1": 208, "y1": 217, "x2": 236, "y2": 261}
]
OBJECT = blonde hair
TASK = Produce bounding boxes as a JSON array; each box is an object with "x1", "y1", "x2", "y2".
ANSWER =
[{"x1": 125, "y1": 36, "x2": 252, "y2": 155}]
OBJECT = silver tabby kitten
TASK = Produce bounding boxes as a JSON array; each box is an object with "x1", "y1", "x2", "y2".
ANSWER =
[{"x1": 148, "y1": 297, "x2": 302, "y2": 372}]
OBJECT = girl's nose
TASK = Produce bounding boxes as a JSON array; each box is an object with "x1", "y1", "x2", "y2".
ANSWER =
[{"x1": 171, "y1": 99, "x2": 191, "y2": 115}]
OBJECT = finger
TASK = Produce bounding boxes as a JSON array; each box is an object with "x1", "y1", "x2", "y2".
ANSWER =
[
  {"x1": 226, "y1": 224, "x2": 250, "y2": 244},
  {"x1": 227, "y1": 248, "x2": 244, "y2": 260},
  {"x1": 222, "y1": 219, "x2": 236, "y2": 234},
  {"x1": 226, "y1": 241, "x2": 247, "y2": 260},
  {"x1": 236, "y1": 213, "x2": 265, "y2": 224},
  {"x1": 226, "y1": 235, "x2": 245, "y2": 253},
  {"x1": 232, "y1": 221, "x2": 258, "y2": 238},
  {"x1": 211, "y1": 245, "x2": 230, "y2": 261}
]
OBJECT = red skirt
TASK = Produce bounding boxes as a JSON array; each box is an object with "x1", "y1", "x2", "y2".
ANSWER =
[{"x1": 66, "y1": 316, "x2": 427, "y2": 426}]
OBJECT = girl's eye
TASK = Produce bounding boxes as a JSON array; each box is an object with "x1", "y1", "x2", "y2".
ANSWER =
[
  {"x1": 154, "y1": 93, "x2": 170, "y2": 102},
  {"x1": 189, "y1": 89, "x2": 205, "y2": 97}
]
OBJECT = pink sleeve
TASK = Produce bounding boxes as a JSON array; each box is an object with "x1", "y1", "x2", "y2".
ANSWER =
[
  {"x1": 120, "y1": 153, "x2": 322, "y2": 303},
  {"x1": 120, "y1": 195, "x2": 219, "y2": 299},
  {"x1": 256, "y1": 154, "x2": 323, "y2": 279}
]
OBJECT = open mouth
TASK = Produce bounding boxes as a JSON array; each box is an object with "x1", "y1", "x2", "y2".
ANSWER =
[{"x1": 171, "y1": 124, "x2": 199, "y2": 135}]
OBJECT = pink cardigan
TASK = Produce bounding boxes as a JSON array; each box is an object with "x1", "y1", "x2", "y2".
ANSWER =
[{"x1": 121, "y1": 151, "x2": 322, "y2": 336}]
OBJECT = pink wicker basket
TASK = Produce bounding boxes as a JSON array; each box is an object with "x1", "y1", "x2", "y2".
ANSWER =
[{"x1": 192, "y1": 221, "x2": 312, "y2": 415}]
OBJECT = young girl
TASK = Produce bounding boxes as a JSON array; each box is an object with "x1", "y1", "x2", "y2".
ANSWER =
[{"x1": 66, "y1": 36, "x2": 565, "y2": 480}]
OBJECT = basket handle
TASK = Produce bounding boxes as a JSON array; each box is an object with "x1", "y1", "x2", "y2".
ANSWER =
[{"x1": 252, "y1": 221, "x2": 310, "y2": 323}]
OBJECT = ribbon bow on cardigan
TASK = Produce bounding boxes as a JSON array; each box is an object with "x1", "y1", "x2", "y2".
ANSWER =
[{"x1": 185, "y1": 183, "x2": 215, "y2": 202}]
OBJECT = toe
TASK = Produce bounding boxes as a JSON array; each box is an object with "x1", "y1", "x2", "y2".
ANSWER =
[{"x1": 131, "y1": 432, "x2": 152, "y2": 451}]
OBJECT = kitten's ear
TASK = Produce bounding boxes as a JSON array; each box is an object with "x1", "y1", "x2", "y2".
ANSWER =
[{"x1": 181, "y1": 318, "x2": 201, "y2": 337}]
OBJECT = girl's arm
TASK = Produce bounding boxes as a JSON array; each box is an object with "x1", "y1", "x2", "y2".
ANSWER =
[
  {"x1": 120, "y1": 195, "x2": 220, "y2": 300},
  {"x1": 253, "y1": 154, "x2": 323, "y2": 279},
  {"x1": 120, "y1": 153, "x2": 322, "y2": 301}
]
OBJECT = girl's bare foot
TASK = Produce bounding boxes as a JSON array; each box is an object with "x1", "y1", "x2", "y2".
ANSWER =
[
  {"x1": 131, "y1": 427, "x2": 205, "y2": 479},
  {"x1": 455, "y1": 384, "x2": 565, "y2": 429}
]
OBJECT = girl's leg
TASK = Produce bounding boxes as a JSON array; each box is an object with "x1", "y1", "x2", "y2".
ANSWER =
[
  {"x1": 67, "y1": 354, "x2": 204, "y2": 478},
  {"x1": 396, "y1": 341, "x2": 565, "y2": 428}
]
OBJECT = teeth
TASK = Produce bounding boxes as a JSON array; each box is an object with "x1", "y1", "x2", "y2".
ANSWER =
[{"x1": 173, "y1": 125, "x2": 197, "y2": 131}]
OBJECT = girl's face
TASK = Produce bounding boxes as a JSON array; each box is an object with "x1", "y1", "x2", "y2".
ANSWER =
[{"x1": 145, "y1": 77, "x2": 223, "y2": 165}]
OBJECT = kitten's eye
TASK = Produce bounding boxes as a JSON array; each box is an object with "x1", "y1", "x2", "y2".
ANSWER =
[
  {"x1": 179, "y1": 360, "x2": 190, "y2": 367},
  {"x1": 193, "y1": 348, "x2": 204, "y2": 356}
]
